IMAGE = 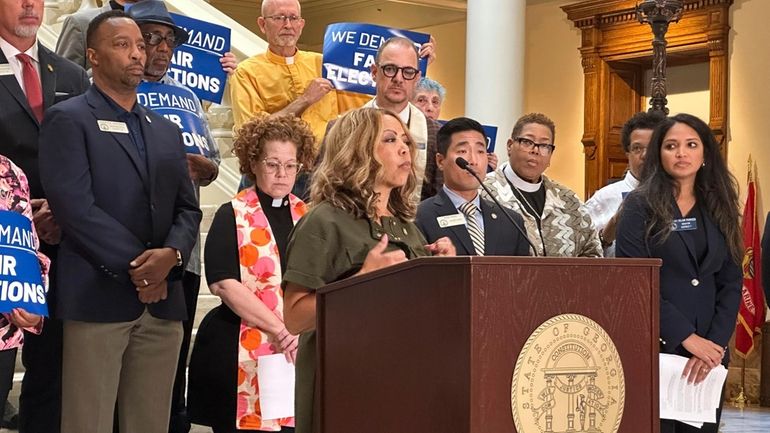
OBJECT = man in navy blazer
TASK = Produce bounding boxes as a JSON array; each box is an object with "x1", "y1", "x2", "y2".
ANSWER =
[
  {"x1": 38, "y1": 11, "x2": 201, "y2": 433},
  {"x1": 0, "y1": 0, "x2": 89, "y2": 431},
  {"x1": 416, "y1": 117, "x2": 530, "y2": 256}
]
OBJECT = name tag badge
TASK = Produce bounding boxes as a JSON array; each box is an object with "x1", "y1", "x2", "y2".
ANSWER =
[
  {"x1": 0, "y1": 64, "x2": 12, "y2": 76},
  {"x1": 671, "y1": 217, "x2": 697, "y2": 232},
  {"x1": 97, "y1": 120, "x2": 129, "y2": 134},
  {"x1": 437, "y1": 213, "x2": 466, "y2": 228}
]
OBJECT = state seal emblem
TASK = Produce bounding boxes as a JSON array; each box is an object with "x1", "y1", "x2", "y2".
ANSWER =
[{"x1": 511, "y1": 314, "x2": 625, "y2": 433}]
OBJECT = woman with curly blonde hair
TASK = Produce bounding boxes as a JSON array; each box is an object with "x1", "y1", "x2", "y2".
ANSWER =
[
  {"x1": 282, "y1": 107, "x2": 455, "y2": 433},
  {"x1": 188, "y1": 114, "x2": 315, "y2": 433}
]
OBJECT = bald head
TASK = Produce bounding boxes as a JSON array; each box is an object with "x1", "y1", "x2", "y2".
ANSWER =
[
  {"x1": 261, "y1": 0, "x2": 301, "y2": 16},
  {"x1": 375, "y1": 36, "x2": 419, "y2": 65}
]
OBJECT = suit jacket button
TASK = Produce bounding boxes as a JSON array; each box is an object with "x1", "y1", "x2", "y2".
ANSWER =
[{"x1": 691, "y1": 278, "x2": 699, "y2": 287}]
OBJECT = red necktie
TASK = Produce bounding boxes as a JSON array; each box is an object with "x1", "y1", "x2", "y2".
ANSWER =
[{"x1": 16, "y1": 53, "x2": 44, "y2": 122}]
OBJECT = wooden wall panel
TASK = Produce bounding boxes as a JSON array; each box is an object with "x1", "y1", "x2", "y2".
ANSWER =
[{"x1": 563, "y1": 0, "x2": 732, "y2": 197}]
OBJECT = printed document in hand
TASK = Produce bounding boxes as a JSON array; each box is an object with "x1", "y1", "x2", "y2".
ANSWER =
[
  {"x1": 257, "y1": 354, "x2": 296, "y2": 420},
  {"x1": 660, "y1": 353, "x2": 728, "y2": 427}
]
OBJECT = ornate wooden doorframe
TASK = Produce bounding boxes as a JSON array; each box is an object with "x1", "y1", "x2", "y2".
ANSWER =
[{"x1": 562, "y1": 0, "x2": 732, "y2": 198}]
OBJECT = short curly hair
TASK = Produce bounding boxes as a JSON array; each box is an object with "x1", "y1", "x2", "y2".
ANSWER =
[
  {"x1": 232, "y1": 114, "x2": 316, "y2": 184},
  {"x1": 510, "y1": 112, "x2": 556, "y2": 143}
]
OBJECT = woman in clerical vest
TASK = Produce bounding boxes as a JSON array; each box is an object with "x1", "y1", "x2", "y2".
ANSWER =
[{"x1": 188, "y1": 115, "x2": 315, "y2": 433}]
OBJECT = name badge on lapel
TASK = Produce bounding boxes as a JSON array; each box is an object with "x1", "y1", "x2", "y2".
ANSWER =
[
  {"x1": 97, "y1": 120, "x2": 129, "y2": 134},
  {"x1": 437, "y1": 214, "x2": 466, "y2": 228},
  {"x1": 671, "y1": 217, "x2": 697, "y2": 232},
  {"x1": 0, "y1": 64, "x2": 12, "y2": 76}
]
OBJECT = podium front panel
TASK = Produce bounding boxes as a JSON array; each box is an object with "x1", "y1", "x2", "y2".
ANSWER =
[{"x1": 317, "y1": 257, "x2": 659, "y2": 433}]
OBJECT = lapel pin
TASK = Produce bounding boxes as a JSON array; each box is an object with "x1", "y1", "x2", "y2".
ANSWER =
[
  {"x1": 491, "y1": 213, "x2": 498, "y2": 220},
  {"x1": 47, "y1": 64, "x2": 53, "y2": 72}
]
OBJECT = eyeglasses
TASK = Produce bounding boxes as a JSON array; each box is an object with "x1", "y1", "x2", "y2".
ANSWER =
[
  {"x1": 514, "y1": 137, "x2": 555, "y2": 155},
  {"x1": 264, "y1": 14, "x2": 303, "y2": 24},
  {"x1": 628, "y1": 144, "x2": 648, "y2": 155},
  {"x1": 378, "y1": 64, "x2": 419, "y2": 80},
  {"x1": 262, "y1": 159, "x2": 302, "y2": 175},
  {"x1": 142, "y1": 32, "x2": 181, "y2": 48}
]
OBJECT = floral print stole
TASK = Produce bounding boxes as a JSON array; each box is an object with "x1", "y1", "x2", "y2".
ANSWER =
[{"x1": 231, "y1": 187, "x2": 306, "y2": 430}]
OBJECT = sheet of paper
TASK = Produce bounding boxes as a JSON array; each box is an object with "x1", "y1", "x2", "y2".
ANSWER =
[
  {"x1": 659, "y1": 353, "x2": 728, "y2": 425},
  {"x1": 681, "y1": 420, "x2": 704, "y2": 429},
  {"x1": 257, "y1": 354, "x2": 296, "y2": 420}
]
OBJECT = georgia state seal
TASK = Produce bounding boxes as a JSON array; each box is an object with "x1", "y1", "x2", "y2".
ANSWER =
[{"x1": 511, "y1": 314, "x2": 625, "y2": 433}]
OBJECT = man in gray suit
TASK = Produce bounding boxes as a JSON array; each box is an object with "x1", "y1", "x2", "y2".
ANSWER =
[
  {"x1": 56, "y1": 0, "x2": 143, "y2": 70},
  {"x1": 0, "y1": 1, "x2": 89, "y2": 432}
]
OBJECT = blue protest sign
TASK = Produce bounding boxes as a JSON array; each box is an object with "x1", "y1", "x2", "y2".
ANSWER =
[
  {"x1": 0, "y1": 211, "x2": 46, "y2": 316},
  {"x1": 137, "y1": 82, "x2": 212, "y2": 157},
  {"x1": 167, "y1": 13, "x2": 231, "y2": 104},
  {"x1": 322, "y1": 23, "x2": 430, "y2": 95},
  {"x1": 482, "y1": 125, "x2": 498, "y2": 153}
]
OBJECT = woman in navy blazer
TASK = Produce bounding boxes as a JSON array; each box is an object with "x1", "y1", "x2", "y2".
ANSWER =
[{"x1": 616, "y1": 113, "x2": 742, "y2": 433}]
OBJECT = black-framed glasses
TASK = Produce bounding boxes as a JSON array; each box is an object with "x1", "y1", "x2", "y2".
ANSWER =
[
  {"x1": 262, "y1": 159, "x2": 302, "y2": 175},
  {"x1": 628, "y1": 144, "x2": 648, "y2": 155},
  {"x1": 264, "y1": 14, "x2": 303, "y2": 24},
  {"x1": 142, "y1": 32, "x2": 181, "y2": 48},
  {"x1": 378, "y1": 64, "x2": 419, "y2": 80},
  {"x1": 514, "y1": 136, "x2": 556, "y2": 155}
]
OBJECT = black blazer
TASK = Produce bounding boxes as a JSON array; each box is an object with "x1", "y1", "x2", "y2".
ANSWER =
[
  {"x1": 0, "y1": 44, "x2": 89, "y2": 199},
  {"x1": 38, "y1": 86, "x2": 202, "y2": 322},
  {"x1": 415, "y1": 188, "x2": 531, "y2": 256},
  {"x1": 616, "y1": 192, "x2": 741, "y2": 361}
]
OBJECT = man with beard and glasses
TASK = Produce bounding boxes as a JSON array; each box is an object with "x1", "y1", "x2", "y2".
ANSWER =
[
  {"x1": 38, "y1": 10, "x2": 200, "y2": 433},
  {"x1": 322, "y1": 36, "x2": 441, "y2": 201},
  {"x1": 0, "y1": 1, "x2": 89, "y2": 432},
  {"x1": 125, "y1": 2, "x2": 236, "y2": 432}
]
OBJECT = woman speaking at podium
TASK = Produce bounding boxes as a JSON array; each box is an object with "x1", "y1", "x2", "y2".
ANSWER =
[
  {"x1": 616, "y1": 113, "x2": 742, "y2": 433},
  {"x1": 282, "y1": 108, "x2": 455, "y2": 433}
]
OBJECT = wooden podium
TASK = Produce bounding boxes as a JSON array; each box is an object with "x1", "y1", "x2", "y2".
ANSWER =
[{"x1": 317, "y1": 256, "x2": 661, "y2": 433}]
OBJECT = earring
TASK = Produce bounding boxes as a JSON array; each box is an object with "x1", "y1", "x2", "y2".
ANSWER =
[{"x1": 702, "y1": 162, "x2": 706, "y2": 167}]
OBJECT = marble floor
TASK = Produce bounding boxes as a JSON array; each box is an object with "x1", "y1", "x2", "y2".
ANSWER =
[
  {"x1": 721, "y1": 406, "x2": 770, "y2": 432},
  {"x1": 0, "y1": 406, "x2": 766, "y2": 432}
]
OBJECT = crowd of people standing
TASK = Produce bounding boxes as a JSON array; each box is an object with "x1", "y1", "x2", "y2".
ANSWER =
[{"x1": 0, "y1": 1, "x2": 746, "y2": 433}]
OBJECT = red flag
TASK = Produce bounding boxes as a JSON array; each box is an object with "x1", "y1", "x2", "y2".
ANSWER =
[{"x1": 735, "y1": 161, "x2": 766, "y2": 358}]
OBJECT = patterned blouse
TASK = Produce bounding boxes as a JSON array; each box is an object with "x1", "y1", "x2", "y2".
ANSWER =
[
  {"x1": 483, "y1": 164, "x2": 603, "y2": 258},
  {"x1": 0, "y1": 155, "x2": 49, "y2": 350}
]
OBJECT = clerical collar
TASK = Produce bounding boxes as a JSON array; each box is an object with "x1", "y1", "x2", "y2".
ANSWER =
[
  {"x1": 369, "y1": 99, "x2": 411, "y2": 126},
  {"x1": 256, "y1": 188, "x2": 289, "y2": 208},
  {"x1": 503, "y1": 163, "x2": 542, "y2": 192},
  {"x1": 266, "y1": 48, "x2": 297, "y2": 65}
]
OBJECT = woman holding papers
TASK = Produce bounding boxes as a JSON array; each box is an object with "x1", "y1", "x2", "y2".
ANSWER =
[
  {"x1": 187, "y1": 115, "x2": 316, "y2": 432},
  {"x1": 0, "y1": 155, "x2": 49, "y2": 423},
  {"x1": 282, "y1": 108, "x2": 455, "y2": 433},
  {"x1": 616, "y1": 113, "x2": 742, "y2": 433}
]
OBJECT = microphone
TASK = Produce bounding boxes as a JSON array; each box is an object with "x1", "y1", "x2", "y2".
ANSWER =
[{"x1": 455, "y1": 157, "x2": 539, "y2": 256}]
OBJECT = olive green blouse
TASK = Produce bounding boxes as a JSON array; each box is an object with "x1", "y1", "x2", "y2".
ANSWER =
[{"x1": 282, "y1": 201, "x2": 429, "y2": 433}]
